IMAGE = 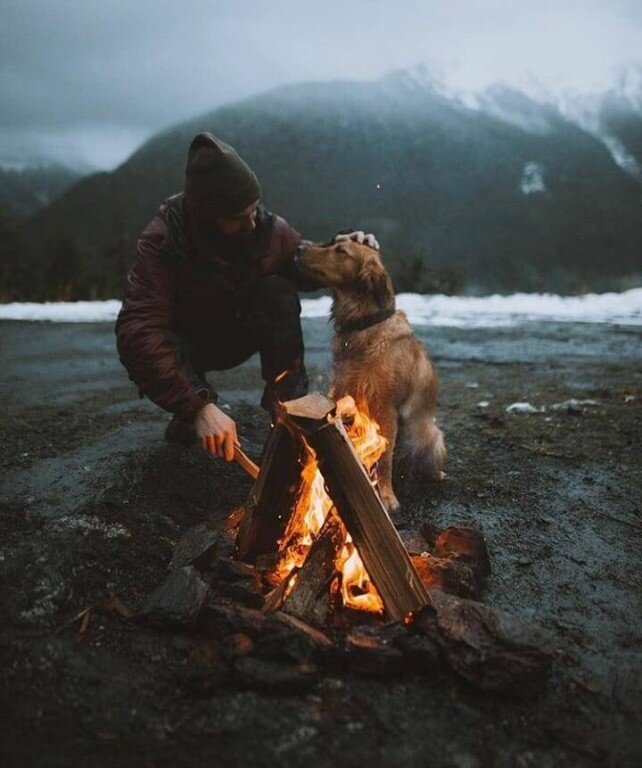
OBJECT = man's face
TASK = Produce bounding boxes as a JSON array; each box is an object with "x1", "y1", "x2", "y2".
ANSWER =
[{"x1": 216, "y1": 200, "x2": 260, "y2": 239}]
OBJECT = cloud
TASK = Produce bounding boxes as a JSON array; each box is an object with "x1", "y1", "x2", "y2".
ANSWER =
[{"x1": 1, "y1": 0, "x2": 641, "y2": 168}]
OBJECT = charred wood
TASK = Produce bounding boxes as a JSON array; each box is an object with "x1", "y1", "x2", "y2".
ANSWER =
[
  {"x1": 235, "y1": 421, "x2": 304, "y2": 562},
  {"x1": 413, "y1": 589, "x2": 555, "y2": 695},
  {"x1": 281, "y1": 510, "x2": 346, "y2": 624}
]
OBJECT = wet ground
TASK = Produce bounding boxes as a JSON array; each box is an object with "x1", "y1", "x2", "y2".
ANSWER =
[{"x1": 1, "y1": 317, "x2": 641, "y2": 767}]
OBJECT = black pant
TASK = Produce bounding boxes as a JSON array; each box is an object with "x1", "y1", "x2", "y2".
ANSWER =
[{"x1": 180, "y1": 274, "x2": 308, "y2": 408}]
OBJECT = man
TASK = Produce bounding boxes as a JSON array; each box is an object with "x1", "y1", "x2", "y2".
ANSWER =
[{"x1": 116, "y1": 132, "x2": 378, "y2": 462}]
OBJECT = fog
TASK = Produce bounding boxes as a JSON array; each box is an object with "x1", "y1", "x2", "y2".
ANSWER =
[{"x1": 2, "y1": 0, "x2": 641, "y2": 168}]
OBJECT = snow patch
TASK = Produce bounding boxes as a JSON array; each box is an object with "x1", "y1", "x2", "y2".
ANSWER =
[
  {"x1": 505, "y1": 402, "x2": 546, "y2": 414},
  {"x1": 601, "y1": 135, "x2": 642, "y2": 180},
  {"x1": 520, "y1": 162, "x2": 546, "y2": 194},
  {"x1": 1, "y1": 289, "x2": 641, "y2": 328}
]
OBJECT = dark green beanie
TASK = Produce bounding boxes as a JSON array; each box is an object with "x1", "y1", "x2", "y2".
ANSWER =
[{"x1": 184, "y1": 132, "x2": 261, "y2": 217}]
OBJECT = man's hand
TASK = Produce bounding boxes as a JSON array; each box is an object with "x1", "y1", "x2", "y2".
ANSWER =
[
  {"x1": 194, "y1": 402, "x2": 238, "y2": 461},
  {"x1": 334, "y1": 231, "x2": 380, "y2": 250}
]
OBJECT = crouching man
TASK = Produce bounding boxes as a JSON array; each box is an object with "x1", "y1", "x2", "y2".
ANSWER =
[{"x1": 115, "y1": 132, "x2": 378, "y2": 462}]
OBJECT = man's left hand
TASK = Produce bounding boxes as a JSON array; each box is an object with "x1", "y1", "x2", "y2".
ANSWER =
[{"x1": 334, "y1": 231, "x2": 380, "y2": 250}]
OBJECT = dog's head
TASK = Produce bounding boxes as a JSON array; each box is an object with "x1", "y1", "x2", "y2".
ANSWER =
[{"x1": 298, "y1": 240, "x2": 393, "y2": 303}]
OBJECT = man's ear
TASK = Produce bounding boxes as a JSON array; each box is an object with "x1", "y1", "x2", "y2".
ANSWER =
[{"x1": 359, "y1": 260, "x2": 393, "y2": 303}]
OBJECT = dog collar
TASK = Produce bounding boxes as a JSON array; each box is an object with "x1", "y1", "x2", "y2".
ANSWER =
[{"x1": 336, "y1": 308, "x2": 396, "y2": 335}]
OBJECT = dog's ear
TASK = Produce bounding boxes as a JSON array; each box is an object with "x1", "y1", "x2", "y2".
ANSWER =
[{"x1": 359, "y1": 260, "x2": 393, "y2": 303}]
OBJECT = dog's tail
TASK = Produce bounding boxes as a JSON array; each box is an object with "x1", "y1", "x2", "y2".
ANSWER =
[{"x1": 399, "y1": 415, "x2": 446, "y2": 481}]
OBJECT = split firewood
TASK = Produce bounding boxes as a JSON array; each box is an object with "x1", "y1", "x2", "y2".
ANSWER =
[
  {"x1": 275, "y1": 392, "x2": 336, "y2": 422},
  {"x1": 281, "y1": 510, "x2": 346, "y2": 624},
  {"x1": 261, "y1": 571, "x2": 296, "y2": 613},
  {"x1": 292, "y1": 415, "x2": 429, "y2": 620},
  {"x1": 235, "y1": 421, "x2": 305, "y2": 562}
]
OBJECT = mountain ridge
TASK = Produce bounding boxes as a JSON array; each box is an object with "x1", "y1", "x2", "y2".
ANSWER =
[{"x1": 4, "y1": 67, "x2": 641, "y2": 300}]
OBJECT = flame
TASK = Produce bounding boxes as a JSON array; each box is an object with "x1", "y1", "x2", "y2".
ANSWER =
[{"x1": 276, "y1": 396, "x2": 387, "y2": 613}]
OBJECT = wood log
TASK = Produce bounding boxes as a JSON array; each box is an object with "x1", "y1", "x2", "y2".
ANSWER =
[
  {"x1": 281, "y1": 510, "x2": 346, "y2": 624},
  {"x1": 413, "y1": 589, "x2": 556, "y2": 695},
  {"x1": 235, "y1": 421, "x2": 303, "y2": 562},
  {"x1": 293, "y1": 416, "x2": 429, "y2": 621},
  {"x1": 276, "y1": 392, "x2": 336, "y2": 422}
]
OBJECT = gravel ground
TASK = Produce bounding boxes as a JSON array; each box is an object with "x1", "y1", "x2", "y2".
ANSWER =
[{"x1": 0, "y1": 317, "x2": 641, "y2": 767}]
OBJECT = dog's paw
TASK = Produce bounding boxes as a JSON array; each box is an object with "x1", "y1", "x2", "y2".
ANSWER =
[{"x1": 379, "y1": 486, "x2": 400, "y2": 513}]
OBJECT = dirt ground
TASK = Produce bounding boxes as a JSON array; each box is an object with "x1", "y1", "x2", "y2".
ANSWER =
[{"x1": 1, "y1": 317, "x2": 641, "y2": 767}]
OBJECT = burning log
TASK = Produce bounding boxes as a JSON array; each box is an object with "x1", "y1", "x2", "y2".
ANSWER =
[
  {"x1": 235, "y1": 393, "x2": 428, "y2": 621},
  {"x1": 281, "y1": 510, "x2": 346, "y2": 624},
  {"x1": 290, "y1": 413, "x2": 429, "y2": 621},
  {"x1": 235, "y1": 422, "x2": 304, "y2": 562}
]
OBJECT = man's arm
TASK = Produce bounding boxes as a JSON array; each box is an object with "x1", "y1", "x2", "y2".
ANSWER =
[{"x1": 115, "y1": 225, "x2": 214, "y2": 421}]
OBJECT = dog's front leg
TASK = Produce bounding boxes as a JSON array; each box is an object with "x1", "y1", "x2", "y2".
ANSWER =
[{"x1": 372, "y1": 408, "x2": 400, "y2": 513}]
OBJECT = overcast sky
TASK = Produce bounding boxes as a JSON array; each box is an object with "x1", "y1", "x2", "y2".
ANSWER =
[{"x1": 2, "y1": 0, "x2": 641, "y2": 169}]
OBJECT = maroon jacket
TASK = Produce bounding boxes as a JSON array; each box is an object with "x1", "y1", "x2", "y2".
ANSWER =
[{"x1": 115, "y1": 193, "x2": 314, "y2": 420}]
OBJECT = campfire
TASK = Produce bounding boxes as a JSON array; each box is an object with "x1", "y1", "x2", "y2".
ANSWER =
[
  {"x1": 139, "y1": 391, "x2": 555, "y2": 695},
  {"x1": 235, "y1": 393, "x2": 428, "y2": 623},
  {"x1": 270, "y1": 396, "x2": 388, "y2": 614}
]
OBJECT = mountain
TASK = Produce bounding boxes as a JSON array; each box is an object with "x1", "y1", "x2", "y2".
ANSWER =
[
  {"x1": 0, "y1": 162, "x2": 85, "y2": 220},
  {"x1": 6, "y1": 68, "x2": 642, "y2": 299}
]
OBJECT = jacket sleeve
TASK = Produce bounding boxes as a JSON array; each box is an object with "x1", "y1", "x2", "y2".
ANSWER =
[{"x1": 115, "y1": 218, "x2": 215, "y2": 421}]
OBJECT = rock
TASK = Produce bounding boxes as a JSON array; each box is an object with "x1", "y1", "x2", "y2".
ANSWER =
[
  {"x1": 395, "y1": 634, "x2": 442, "y2": 675},
  {"x1": 169, "y1": 523, "x2": 219, "y2": 570},
  {"x1": 184, "y1": 642, "x2": 229, "y2": 694},
  {"x1": 234, "y1": 657, "x2": 318, "y2": 692},
  {"x1": 215, "y1": 529, "x2": 237, "y2": 560},
  {"x1": 139, "y1": 566, "x2": 209, "y2": 626},
  {"x1": 412, "y1": 553, "x2": 480, "y2": 599},
  {"x1": 550, "y1": 399, "x2": 598, "y2": 414},
  {"x1": 221, "y1": 633, "x2": 254, "y2": 660},
  {"x1": 253, "y1": 629, "x2": 318, "y2": 664},
  {"x1": 505, "y1": 402, "x2": 546, "y2": 414},
  {"x1": 397, "y1": 529, "x2": 430, "y2": 555},
  {"x1": 420, "y1": 522, "x2": 491, "y2": 595},
  {"x1": 413, "y1": 589, "x2": 556, "y2": 695}
]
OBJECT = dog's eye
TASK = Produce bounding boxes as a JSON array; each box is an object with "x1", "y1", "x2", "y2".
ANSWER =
[{"x1": 336, "y1": 245, "x2": 348, "y2": 255}]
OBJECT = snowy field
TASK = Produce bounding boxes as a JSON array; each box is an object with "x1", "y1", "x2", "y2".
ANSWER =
[{"x1": 0, "y1": 288, "x2": 641, "y2": 327}]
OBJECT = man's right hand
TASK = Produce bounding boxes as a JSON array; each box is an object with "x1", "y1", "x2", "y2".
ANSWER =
[{"x1": 194, "y1": 403, "x2": 238, "y2": 461}]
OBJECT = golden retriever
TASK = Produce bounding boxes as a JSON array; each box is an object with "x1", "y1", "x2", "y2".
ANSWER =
[{"x1": 298, "y1": 240, "x2": 446, "y2": 511}]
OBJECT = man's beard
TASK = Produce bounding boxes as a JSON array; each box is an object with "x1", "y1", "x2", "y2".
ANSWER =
[
  {"x1": 191, "y1": 218, "x2": 256, "y2": 252},
  {"x1": 225, "y1": 228, "x2": 256, "y2": 247}
]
